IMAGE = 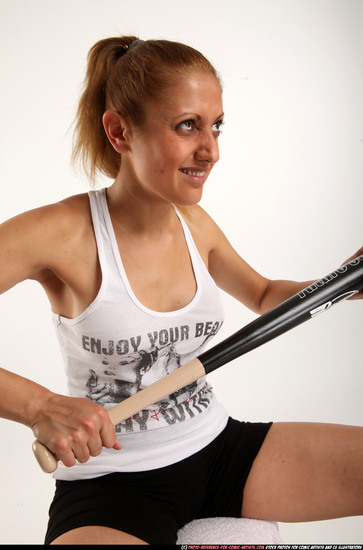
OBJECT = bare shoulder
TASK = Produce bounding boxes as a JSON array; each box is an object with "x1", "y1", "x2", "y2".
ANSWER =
[
  {"x1": 0, "y1": 193, "x2": 92, "y2": 259},
  {"x1": 1, "y1": 192, "x2": 90, "y2": 232},
  {"x1": 39, "y1": 192, "x2": 91, "y2": 229}
]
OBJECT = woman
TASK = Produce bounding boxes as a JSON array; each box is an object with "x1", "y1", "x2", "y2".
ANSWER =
[{"x1": 0, "y1": 36, "x2": 362, "y2": 545}]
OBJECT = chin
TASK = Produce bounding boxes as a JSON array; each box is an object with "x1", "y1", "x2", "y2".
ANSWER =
[{"x1": 176, "y1": 189, "x2": 204, "y2": 207}]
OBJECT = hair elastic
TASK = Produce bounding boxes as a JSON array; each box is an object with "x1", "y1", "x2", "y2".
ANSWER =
[{"x1": 128, "y1": 39, "x2": 144, "y2": 50}]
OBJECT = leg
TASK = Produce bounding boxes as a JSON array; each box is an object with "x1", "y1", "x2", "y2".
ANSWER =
[
  {"x1": 242, "y1": 422, "x2": 363, "y2": 522},
  {"x1": 50, "y1": 525, "x2": 148, "y2": 545}
]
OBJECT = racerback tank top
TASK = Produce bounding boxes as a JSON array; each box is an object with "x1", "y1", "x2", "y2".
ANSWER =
[{"x1": 52, "y1": 188, "x2": 228, "y2": 480}]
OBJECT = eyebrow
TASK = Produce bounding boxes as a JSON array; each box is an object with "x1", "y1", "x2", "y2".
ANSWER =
[{"x1": 174, "y1": 112, "x2": 225, "y2": 121}]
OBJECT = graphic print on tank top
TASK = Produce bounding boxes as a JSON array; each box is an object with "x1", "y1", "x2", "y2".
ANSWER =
[{"x1": 83, "y1": 324, "x2": 222, "y2": 433}]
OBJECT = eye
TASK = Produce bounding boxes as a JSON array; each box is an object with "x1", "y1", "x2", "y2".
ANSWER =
[
  {"x1": 212, "y1": 119, "x2": 225, "y2": 135},
  {"x1": 177, "y1": 119, "x2": 195, "y2": 132}
]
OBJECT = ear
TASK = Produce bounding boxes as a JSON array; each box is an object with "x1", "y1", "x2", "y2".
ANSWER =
[{"x1": 102, "y1": 110, "x2": 131, "y2": 153}]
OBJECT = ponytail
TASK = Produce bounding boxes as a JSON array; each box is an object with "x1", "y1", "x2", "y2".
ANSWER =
[{"x1": 72, "y1": 36, "x2": 138, "y2": 183}]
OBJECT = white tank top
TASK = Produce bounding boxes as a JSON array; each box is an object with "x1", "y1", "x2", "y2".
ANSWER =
[{"x1": 52, "y1": 188, "x2": 228, "y2": 480}]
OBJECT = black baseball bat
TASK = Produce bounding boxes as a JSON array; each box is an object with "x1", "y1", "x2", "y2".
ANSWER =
[
  {"x1": 33, "y1": 255, "x2": 363, "y2": 472},
  {"x1": 200, "y1": 254, "x2": 363, "y2": 375}
]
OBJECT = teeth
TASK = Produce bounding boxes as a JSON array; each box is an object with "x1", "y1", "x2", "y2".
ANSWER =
[{"x1": 180, "y1": 169, "x2": 205, "y2": 177}]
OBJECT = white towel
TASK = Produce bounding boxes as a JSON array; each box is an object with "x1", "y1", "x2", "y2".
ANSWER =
[{"x1": 176, "y1": 517, "x2": 284, "y2": 544}]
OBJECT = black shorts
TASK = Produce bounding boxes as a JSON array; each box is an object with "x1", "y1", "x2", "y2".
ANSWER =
[{"x1": 44, "y1": 417, "x2": 272, "y2": 545}]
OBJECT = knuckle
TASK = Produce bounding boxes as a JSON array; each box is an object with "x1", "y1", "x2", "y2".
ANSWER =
[
  {"x1": 78, "y1": 416, "x2": 98, "y2": 438},
  {"x1": 52, "y1": 434, "x2": 70, "y2": 454},
  {"x1": 51, "y1": 437, "x2": 76, "y2": 467},
  {"x1": 81, "y1": 406, "x2": 107, "y2": 433},
  {"x1": 69, "y1": 429, "x2": 84, "y2": 445},
  {"x1": 96, "y1": 405, "x2": 109, "y2": 422}
]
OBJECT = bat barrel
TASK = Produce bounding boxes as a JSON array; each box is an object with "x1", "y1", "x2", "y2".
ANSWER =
[{"x1": 200, "y1": 255, "x2": 363, "y2": 375}]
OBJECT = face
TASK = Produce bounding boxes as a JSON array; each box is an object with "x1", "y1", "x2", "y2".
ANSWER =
[{"x1": 123, "y1": 71, "x2": 224, "y2": 206}]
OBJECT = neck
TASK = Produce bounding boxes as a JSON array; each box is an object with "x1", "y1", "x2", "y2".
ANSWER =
[{"x1": 105, "y1": 177, "x2": 177, "y2": 238}]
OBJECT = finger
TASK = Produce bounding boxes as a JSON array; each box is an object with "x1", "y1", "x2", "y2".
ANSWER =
[
  {"x1": 349, "y1": 289, "x2": 363, "y2": 300},
  {"x1": 87, "y1": 435, "x2": 103, "y2": 458},
  {"x1": 343, "y1": 246, "x2": 363, "y2": 265},
  {"x1": 99, "y1": 417, "x2": 121, "y2": 449},
  {"x1": 51, "y1": 436, "x2": 77, "y2": 468},
  {"x1": 70, "y1": 438, "x2": 91, "y2": 464}
]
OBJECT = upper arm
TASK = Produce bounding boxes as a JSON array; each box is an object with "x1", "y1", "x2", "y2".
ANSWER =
[
  {"x1": 0, "y1": 203, "x2": 66, "y2": 295},
  {"x1": 195, "y1": 211, "x2": 314, "y2": 314},
  {"x1": 209, "y1": 228, "x2": 269, "y2": 313},
  {"x1": 0, "y1": 194, "x2": 100, "y2": 319}
]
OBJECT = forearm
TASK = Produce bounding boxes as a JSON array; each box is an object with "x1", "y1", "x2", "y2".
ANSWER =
[
  {"x1": 259, "y1": 279, "x2": 315, "y2": 314},
  {"x1": 0, "y1": 366, "x2": 122, "y2": 468},
  {"x1": 0, "y1": 366, "x2": 53, "y2": 427}
]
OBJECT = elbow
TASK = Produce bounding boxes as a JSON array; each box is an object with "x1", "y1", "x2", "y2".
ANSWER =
[{"x1": 257, "y1": 279, "x2": 272, "y2": 315}]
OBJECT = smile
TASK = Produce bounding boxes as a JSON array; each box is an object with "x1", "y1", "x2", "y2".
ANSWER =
[{"x1": 179, "y1": 168, "x2": 206, "y2": 177}]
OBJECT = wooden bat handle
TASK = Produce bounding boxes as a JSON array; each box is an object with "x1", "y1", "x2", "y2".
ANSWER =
[
  {"x1": 32, "y1": 358, "x2": 205, "y2": 473},
  {"x1": 32, "y1": 439, "x2": 59, "y2": 474}
]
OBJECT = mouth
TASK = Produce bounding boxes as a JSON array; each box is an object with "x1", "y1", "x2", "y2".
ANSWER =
[
  {"x1": 178, "y1": 168, "x2": 209, "y2": 187},
  {"x1": 178, "y1": 168, "x2": 207, "y2": 177}
]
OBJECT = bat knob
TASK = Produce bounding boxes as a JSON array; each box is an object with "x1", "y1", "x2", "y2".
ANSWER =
[{"x1": 32, "y1": 439, "x2": 58, "y2": 473}]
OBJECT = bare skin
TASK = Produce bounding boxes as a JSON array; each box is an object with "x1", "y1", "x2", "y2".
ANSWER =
[
  {"x1": 242, "y1": 422, "x2": 363, "y2": 522},
  {"x1": 1, "y1": 71, "x2": 362, "y2": 544},
  {"x1": 51, "y1": 526, "x2": 148, "y2": 545}
]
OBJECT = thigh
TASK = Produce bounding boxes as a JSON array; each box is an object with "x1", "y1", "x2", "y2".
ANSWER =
[
  {"x1": 50, "y1": 525, "x2": 148, "y2": 545},
  {"x1": 242, "y1": 422, "x2": 363, "y2": 522}
]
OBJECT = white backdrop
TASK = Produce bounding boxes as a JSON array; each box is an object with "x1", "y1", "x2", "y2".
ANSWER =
[{"x1": 0, "y1": 0, "x2": 362, "y2": 544}]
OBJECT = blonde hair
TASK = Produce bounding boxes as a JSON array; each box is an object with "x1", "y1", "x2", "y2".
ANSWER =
[{"x1": 72, "y1": 36, "x2": 220, "y2": 184}]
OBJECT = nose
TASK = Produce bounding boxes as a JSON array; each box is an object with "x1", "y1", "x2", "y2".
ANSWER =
[{"x1": 194, "y1": 130, "x2": 220, "y2": 165}]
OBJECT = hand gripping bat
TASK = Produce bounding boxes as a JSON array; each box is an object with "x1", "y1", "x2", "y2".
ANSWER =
[{"x1": 33, "y1": 254, "x2": 363, "y2": 473}]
